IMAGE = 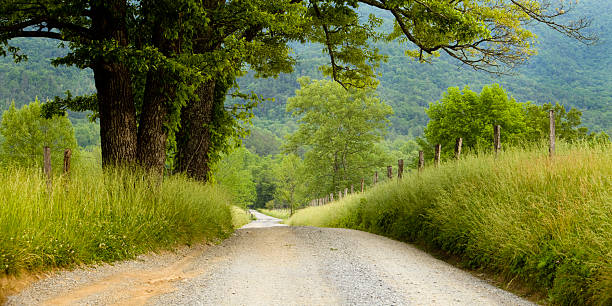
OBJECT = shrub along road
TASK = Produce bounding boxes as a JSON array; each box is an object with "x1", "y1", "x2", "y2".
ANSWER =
[{"x1": 7, "y1": 211, "x2": 531, "y2": 305}]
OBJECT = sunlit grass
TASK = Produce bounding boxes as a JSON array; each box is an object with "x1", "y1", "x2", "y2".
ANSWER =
[
  {"x1": 0, "y1": 166, "x2": 235, "y2": 275},
  {"x1": 257, "y1": 208, "x2": 292, "y2": 220},
  {"x1": 230, "y1": 206, "x2": 253, "y2": 228},
  {"x1": 288, "y1": 142, "x2": 611, "y2": 305}
]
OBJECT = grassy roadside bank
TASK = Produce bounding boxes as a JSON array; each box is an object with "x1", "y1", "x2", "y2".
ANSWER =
[
  {"x1": 231, "y1": 206, "x2": 254, "y2": 228},
  {"x1": 0, "y1": 166, "x2": 240, "y2": 301},
  {"x1": 257, "y1": 208, "x2": 291, "y2": 220},
  {"x1": 288, "y1": 143, "x2": 611, "y2": 305}
]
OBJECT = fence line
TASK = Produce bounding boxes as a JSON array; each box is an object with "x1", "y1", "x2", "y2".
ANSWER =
[{"x1": 306, "y1": 110, "x2": 559, "y2": 207}]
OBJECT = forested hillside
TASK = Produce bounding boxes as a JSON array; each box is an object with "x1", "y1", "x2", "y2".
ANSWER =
[
  {"x1": 0, "y1": 38, "x2": 95, "y2": 108},
  {"x1": 0, "y1": 38, "x2": 98, "y2": 147},
  {"x1": 1, "y1": 0, "x2": 610, "y2": 143},
  {"x1": 240, "y1": 0, "x2": 611, "y2": 137}
]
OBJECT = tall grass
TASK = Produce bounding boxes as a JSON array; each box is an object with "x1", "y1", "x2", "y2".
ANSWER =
[
  {"x1": 0, "y1": 166, "x2": 235, "y2": 275},
  {"x1": 288, "y1": 142, "x2": 611, "y2": 305},
  {"x1": 257, "y1": 208, "x2": 291, "y2": 220},
  {"x1": 230, "y1": 206, "x2": 254, "y2": 228}
]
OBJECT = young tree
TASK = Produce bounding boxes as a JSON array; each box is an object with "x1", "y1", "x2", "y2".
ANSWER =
[
  {"x1": 285, "y1": 77, "x2": 392, "y2": 197},
  {"x1": 250, "y1": 156, "x2": 278, "y2": 209},
  {"x1": 212, "y1": 147, "x2": 257, "y2": 208},
  {"x1": 0, "y1": 99, "x2": 78, "y2": 170},
  {"x1": 523, "y1": 102, "x2": 609, "y2": 143},
  {"x1": 424, "y1": 85, "x2": 527, "y2": 156},
  {"x1": 273, "y1": 153, "x2": 305, "y2": 215}
]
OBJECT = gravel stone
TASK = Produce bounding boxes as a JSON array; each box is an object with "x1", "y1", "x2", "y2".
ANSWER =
[{"x1": 7, "y1": 211, "x2": 533, "y2": 305}]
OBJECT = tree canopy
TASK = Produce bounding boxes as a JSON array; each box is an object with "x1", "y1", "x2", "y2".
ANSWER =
[
  {"x1": 0, "y1": 99, "x2": 77, "y2": 170},
  {"x1": 285, "y1": 77, "x2": 392, "y2": 196},
  {"x1": 422, "y1": 85, "x2": 608, "y2": 159},
  {"x1": 424, "y1": 85, "x2": 526, "y2": 154}
]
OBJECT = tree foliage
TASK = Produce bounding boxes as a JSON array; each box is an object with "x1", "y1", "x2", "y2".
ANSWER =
[
  {"x1": 424, "y1": 85, "x2": 526, "y2": 155},
  {"x1": 423, "y1": 85, "x2": 608, "y2": 159},
  {"x1": 0, "y1": 99, "x2": 78, "y2": 170},
  {"x1": 285, "y1": 77, "x2": 392, "y2": 197},
  {"x1": 272, "y1": 153, "x2": 305, "y2": 215},
  {"x1": 212, "y1": 147, "x2": 257, "y2": 208}
]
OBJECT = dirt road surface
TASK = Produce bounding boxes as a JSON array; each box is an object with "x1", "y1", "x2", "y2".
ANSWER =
[{"x1": 7, "y1": 211, "x2": 532, "y2": 305}]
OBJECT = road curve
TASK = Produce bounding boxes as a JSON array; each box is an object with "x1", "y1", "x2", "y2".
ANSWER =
[{"x1": 7, "y1": 213, "x2": 532, "y2": 306}]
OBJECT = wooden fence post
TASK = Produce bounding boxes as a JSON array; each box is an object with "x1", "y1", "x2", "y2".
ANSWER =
[
  {"x1": 494, "y1": 125, "x2": 501, "y2": 156},
  {"x1": 374, "y1": 171, "x2": 378, "y2": 184},
  {"x1": 339, "y1": 190, "x2": 342, "y2": 200},
  {"x1": 351, "y1": 185, "x2": 354, "y2": 194},
  {"x1": 549, "y1": 110, "x2": 555, "y2": 157},
  {"x1": 330, "y1": 193, "x2": 334, "y2": 202},
  {"x1": 387, "y1": 166, "x2": 392, "y2": 179},
  {"x1": 63, "y1": 148, "x2": 72, "y2": 175},
  {"x1": 43, "y1": 146, "x2": 52, "y2": 189},
  {"x1": 398, "y1": 159, "x2": 404, "y2": 179},
  {"x1": 361, "y1": 178, "x2": 364, "y2": 192},
  {"x1": 418, "y1": 151, "x2": 424, "y2": 172},
  {"x1": 434, "y1": 144, "x2": 441, "y2": 167},
  {"x1": 344, "y1": 188, "x2": 348, "y2": 197},
  {"x1": 455, "y1": 138, "x2": 463, "y2": 159}
]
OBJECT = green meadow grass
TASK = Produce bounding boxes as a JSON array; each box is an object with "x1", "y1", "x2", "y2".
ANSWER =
[
  {"x1": 288, "y1": 143, "x2": 611, "y2": 305},
  {"x1": 257, "y1": 208, "x2": 291, "y2": 220},
  {"x1": 0, "y1": 166, "x2": 235, "y2": 275},
  {"x1": 231, "y1": 206, "x2": 254, "y2": 228}
]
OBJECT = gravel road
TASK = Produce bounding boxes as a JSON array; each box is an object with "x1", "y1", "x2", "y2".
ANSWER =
[{"x1": 7, "y1": 211, "x2": 532, "y2": 305}]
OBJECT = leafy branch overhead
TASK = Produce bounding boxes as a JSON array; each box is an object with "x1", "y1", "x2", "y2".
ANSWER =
[
  {"x1": 309, "y1": 0, "x2": 596, "y2": 84},
  {"x1": 0, "y1": 0, "x2": 595, "y2": 84}
]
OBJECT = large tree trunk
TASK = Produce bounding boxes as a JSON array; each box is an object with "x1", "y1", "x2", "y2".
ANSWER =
[
  {"x1": 136, "y1": 13, "x2": 176, "y2": 174},
  {"x1": 137, "y1": 69, "x2": 171, "y2": 174},
  {"x1": 176, "y1": 79, "x2": 216, "y2": 181},
  {"x1": 91, "y1": 0, "x2": 138, "y2": 166}
]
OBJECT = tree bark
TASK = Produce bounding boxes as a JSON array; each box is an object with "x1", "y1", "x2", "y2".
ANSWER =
[
  {"x1": 91, "y1": 0, "x2": 138, "y2": 167},
  {"x1": 136, "y1": 14, "x2": 176, "y2": 174},
  {"x1": 137, "y1": 69, "x2": 171, "y2": 174},
  {"x1": 176, "y1": 79, "x2": 216, "y2": 181}
]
